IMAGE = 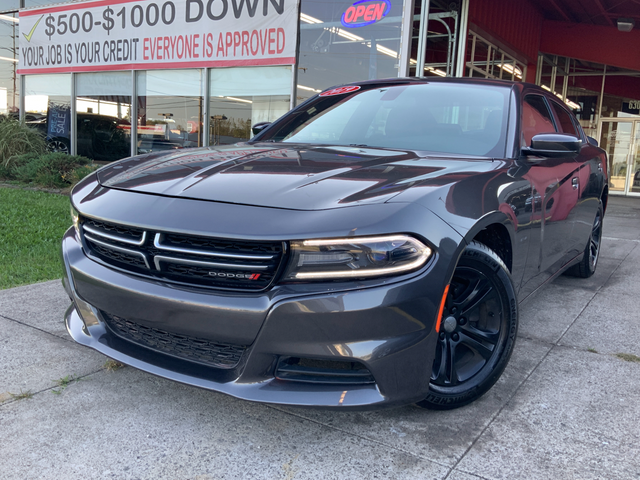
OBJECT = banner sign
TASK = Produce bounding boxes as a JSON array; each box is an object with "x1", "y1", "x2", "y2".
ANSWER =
[
  {"x1": 46, "y1": 102, "x2": 71, "y2": 139},
  {"x1": 18, "y1": 0, "x2": 299, "y2": 74}
]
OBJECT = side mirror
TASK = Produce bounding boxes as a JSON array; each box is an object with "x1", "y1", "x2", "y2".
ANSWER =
[
  {"x1": 587, "y1": 136, "x2": 599, "y2": 147},
  {"x1": 522, "y1": 133, "x2": 581, "y2": 158},
  {"x1": 251, "y1": 122, "x2": 271, "y2": 136}
]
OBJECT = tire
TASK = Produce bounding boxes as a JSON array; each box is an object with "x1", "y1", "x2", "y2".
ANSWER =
[
  {"x1": 47, "y1": 138, "x2": 70, "y2": 154},
  {"x1": 416, "y1": 241, "x2": 518, "y2": 410},
  {"x1": 564, "y1": 202, "x2": 603, "y2": 278}
]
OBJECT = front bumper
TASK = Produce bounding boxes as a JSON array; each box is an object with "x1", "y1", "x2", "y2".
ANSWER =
[{"x1": 61, "y1": 202, "x2": 460, "y2": 409}]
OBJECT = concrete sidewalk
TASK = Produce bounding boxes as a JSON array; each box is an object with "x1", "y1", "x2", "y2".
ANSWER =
[{"x1": 1, "y1": 197, "x2": 639, "y2": 480}]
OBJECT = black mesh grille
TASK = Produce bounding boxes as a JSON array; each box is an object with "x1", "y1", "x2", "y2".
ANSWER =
[
  {"x1": 102, "y1": 311, "x2": 245, "y2": 369},
  {"x1": 81, "y1": 218, "x2": 285, "y2": 291},
  {"x1": 163, "y1": 233, "x2": 281, "y2": 255},
  {"x1": 84, "y1": 219, "x2": 145, "y2": 243},
  {"x1": 91, "y1": 243, "x2": 146, "y2": 267}
]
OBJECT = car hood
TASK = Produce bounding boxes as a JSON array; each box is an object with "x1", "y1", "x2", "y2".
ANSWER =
[{"x1": 97, "y1": 144, "x2": 492, "y2": 211}]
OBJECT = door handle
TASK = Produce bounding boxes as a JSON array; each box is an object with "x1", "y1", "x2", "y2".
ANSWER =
[{"x1": 572, "y1": 177, "x2": 579, "y2": 190}]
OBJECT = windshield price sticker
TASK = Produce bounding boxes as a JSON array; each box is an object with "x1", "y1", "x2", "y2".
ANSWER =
[
  {"x1": 319, "y1": 86, "x2": 361, "y2": 96},
  {"x1": 18, "y1": 0, "x2": 299, "y2": 73}
]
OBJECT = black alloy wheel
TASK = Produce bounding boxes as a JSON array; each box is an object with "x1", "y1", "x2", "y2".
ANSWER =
[
  {"x1": 565, "y1": 201, "x2": 604, "y2": 278},
  {"x1": 589, "y1": 207, "x2": 603, "y2": 269},
  {"x1": 47, "y1": 138, "x2": 70, "y2": 154},
  {"x1": 417, "y1": 241, "x2": 518, "y2": 410}
]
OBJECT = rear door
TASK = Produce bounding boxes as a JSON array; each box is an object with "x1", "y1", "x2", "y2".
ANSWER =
[{"x1": 548, "y1": 99, "x2": 602, "y2": 257}]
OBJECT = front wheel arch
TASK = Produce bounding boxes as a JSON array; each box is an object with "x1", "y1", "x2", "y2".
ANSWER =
[{"x1": 416, "y1": 241, "x2": 518, "y2": 410}]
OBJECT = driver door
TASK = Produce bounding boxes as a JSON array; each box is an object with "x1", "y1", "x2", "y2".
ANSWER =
[{"x1": 518, "y1": 94, "x2": 581, "y2": 298}]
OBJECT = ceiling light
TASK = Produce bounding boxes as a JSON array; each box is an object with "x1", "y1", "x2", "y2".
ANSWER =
[
  {"x1": 300, "y1": 13, "x2": 323, "y2": 24},
  {"x1": 617, "y1": 18, "x2": 635, "y2": 32},
  {"x1": 0, "y1": 14, "x2": 18, "y2": 23},
  {"x1": 499, "y1": 63, "x2": 522, "y2": 79},
  {"x1": 297, "y1": 85, "x2": 321, "y2": 93}
]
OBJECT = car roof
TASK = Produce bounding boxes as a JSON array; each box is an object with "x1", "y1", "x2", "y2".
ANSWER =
[{"x1": 337, "y1": 76, "x2": 540, "y2": 94}]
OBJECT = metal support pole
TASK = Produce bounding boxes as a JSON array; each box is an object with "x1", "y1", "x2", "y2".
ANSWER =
[
  {"x1": 561, "y1": 57, "x2": 570, "y2": 101},
  {"x1": 19, "y1": 74, "x2": 25, "y2": 122},
  {"x1": 203, "y1": 68, "x2": 210, "y2": 147},
  {"x1": 535, "y1": 54, "x2": 543, "y2": 85},
  {"x1": 468, "y1": 34, "x2": 476, "y2": 77},
  {"x1": 597, "y1": 65, "x2": 607, "y2": 123},
  {"x1": 416, "y1": 0, "x2": 431, "y2": 76},
  {"x1": 550, "y1": 56, "x2": 557, "y2": 93},
  {"x1": 70, "y1": 73, "x2": 77, "y2": 156},
  {"x1": 399, "y1": 0, "x2": 416, "y2": 77},
  {"x1": 455, "y1": 0, "x2": 469, "y2": 77},
  {"x1": 130, "y1": 70, "x2": 137, "y2": 157},
  {"x1": 485, "y1": 45, "x2": 491, "y2": 78}
]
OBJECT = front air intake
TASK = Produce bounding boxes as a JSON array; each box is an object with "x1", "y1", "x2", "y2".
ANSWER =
[{"x1": 275, "y1": 357, "x2": 375, "y2": 385}]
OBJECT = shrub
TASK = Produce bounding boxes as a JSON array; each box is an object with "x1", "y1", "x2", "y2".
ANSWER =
[
  {"x1": 0, "y1": 117, "x2": 47, "y2": 166},
  {"x1": 0, "y1": 152, "x2": 97, "y2": 188}
]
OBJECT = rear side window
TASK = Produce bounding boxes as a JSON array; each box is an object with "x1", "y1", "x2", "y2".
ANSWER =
[
  {"x1": 522, "y1": 95, "x2": 556, "y2": 146},
  {"x1": 549, "y1": 101, "x2": 579, "y2": 137}
]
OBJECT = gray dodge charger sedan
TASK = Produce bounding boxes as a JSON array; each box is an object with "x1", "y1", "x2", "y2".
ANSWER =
[{"x1": 62, "y1": 78, "x2": 607, "y2": 410}]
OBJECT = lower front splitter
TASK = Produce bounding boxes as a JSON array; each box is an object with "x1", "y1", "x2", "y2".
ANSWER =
[{"x1": 65, "y1": 304, "x2": 389, "y2": 409}]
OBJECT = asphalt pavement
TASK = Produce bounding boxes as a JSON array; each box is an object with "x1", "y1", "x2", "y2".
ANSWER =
[{"x1": 1, "y1": 196, "x2": 640, "y2": 480}]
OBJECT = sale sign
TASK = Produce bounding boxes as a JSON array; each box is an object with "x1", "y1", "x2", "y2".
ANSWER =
[{"x1": 18, "y1": 0, "x2": 299, "y2": 74}]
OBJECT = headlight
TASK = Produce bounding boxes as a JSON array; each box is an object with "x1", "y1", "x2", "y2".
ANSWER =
[
  {"x1": 282, "y1": 235, "x2": 432, "y2": 281},
  {"x1": 70, "y1": 204, "x2": 80, "y2": 234}
]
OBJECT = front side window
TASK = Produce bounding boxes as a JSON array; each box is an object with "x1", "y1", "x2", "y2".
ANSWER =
[
  {"x1": 522, "y1": 95, "x2": 556, "y2": 146},
  {"x1": 549, "y1": 100, "x2": 579, "y2": 137},
  {"x1": 260, "y1": 83, "x2": 510, "y2": 157}
]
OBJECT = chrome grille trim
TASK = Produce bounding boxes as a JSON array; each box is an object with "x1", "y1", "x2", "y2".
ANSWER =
[
  {"x1": 84, "y1": 234, "x2": 150, "y2": 269},
  {"x1": 84, "y1": 223, "x2": 147, "y2": 246},
  {"x1": 153, "y1": 255, "x2": 270, "y2": 271},
  {"x1": 153, "y1": 233, "x2": 274, "y2": 261},
  {"x1": 80, "y1": 218, "x2": 285, "y2": 291}
]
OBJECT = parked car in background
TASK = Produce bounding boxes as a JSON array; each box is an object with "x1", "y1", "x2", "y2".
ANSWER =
[
  {"x1": 26, "y1": 112, "x2": 131, "y2": 162},
  {"x1": 61, "y1": 78, "x2": 607, "y2": 410}
]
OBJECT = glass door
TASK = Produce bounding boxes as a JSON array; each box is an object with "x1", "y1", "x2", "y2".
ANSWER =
[
  {"x1": 629, "y1": 122, "x2": 640, "y2": 195},
  {"x1": 599, "y1": 120, "x2": 640, "y2": 195}
]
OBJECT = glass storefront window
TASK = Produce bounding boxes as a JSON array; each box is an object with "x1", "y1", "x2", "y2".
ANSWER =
[
  {"x1": 24, "y1": 74, "x2": 71, "y2": 153},
  {"x1": 297, "y1": 0, "x2": 403, "y2": 102},
  {"x1": 76, "y1": 72, "x2": 132, "y2": 162},
  {"x1": 136, "y1": 69, "x2": 203, "y2": 154},
  {"x1": 0, "y1": 11, "x2": 19, "y2": 116},
  {"x1": 209, "y1": 66, "x2": 291, "y2": 145}
]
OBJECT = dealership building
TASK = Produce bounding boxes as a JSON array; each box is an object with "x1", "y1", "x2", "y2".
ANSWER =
[{"x1": 1, "y1": 0, "x2": 640, "y2": 195}]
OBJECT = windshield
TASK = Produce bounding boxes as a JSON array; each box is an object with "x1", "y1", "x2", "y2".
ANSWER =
[{"x1": 260, "y1": 83, "x2": 510, "y2": 157}]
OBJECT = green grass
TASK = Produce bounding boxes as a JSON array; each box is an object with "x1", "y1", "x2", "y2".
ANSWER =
[
  {"x1": 0, "y1": 188, "x2": 71, "y2": 289},
  {"x1": 9, "y1": 390, "x2": 33, "y2": 400},
  {"x1": 615, "y1": 352, "x2": 640, "y2": 363}
]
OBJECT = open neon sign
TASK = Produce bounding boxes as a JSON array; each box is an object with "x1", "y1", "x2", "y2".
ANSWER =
[{"x1": 341, "y1": 0, "x2": 391, "y2": 28}]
